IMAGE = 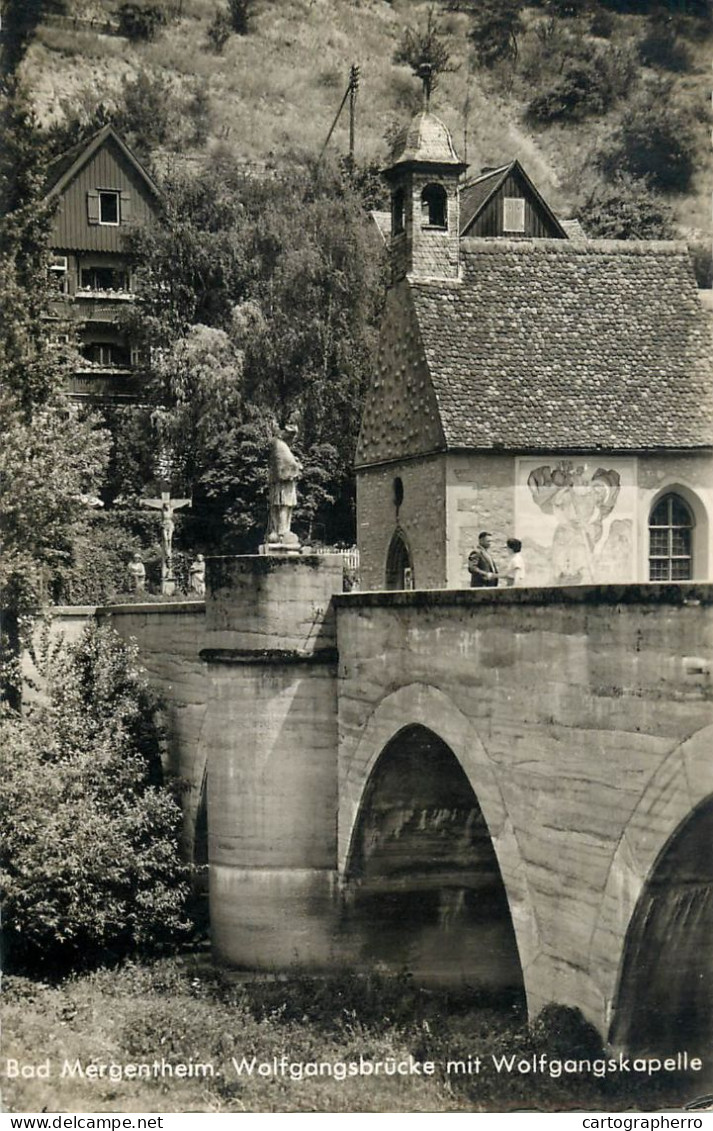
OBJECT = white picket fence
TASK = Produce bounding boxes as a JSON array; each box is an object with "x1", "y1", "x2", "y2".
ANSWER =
[{"x1": 314, "y1": 546, "x2": 360, "y2": 572}]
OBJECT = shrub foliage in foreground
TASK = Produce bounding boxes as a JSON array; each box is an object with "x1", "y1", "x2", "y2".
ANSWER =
[{"x1": 0, "y1": 623, "x2": 192, "y2": 972}]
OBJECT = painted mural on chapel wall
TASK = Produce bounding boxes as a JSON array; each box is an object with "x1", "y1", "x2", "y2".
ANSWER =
[{"x1": 515, "y1": 457, "x2": 636, "y2": 585}]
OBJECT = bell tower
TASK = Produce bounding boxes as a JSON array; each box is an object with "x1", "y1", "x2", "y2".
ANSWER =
[{"x1": 383, "y1": 94, "x2": 466, "y2": 283}]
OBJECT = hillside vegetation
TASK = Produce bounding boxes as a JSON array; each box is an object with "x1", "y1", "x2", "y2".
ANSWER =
[{"x1": 21, "y1": 0, "x2": 713, "y2": 243}]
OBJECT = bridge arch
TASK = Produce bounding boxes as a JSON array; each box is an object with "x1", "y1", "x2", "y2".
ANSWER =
[
  {"x1": 339, "y1": 683, "x2": 541, "y2": 996},
  {"x1": 589, "y1": 723, "x2": 713, "y2": 1044}
]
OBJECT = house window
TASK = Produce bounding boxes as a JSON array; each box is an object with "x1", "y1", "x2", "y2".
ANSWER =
[
  {"x1": 81, "y1": 341, "x2": 131, "y2": 369},
  {"x1": 503, "y1": 197, "x2": 526, "y2": 233},
  {"x1": 79, "y1": 266, "x2": 128, "y2": 292},
  {"x1": 392, "y1": 188, "x2": 405, "y2": 236},
  {"x1": 49, "y1": 255, "x2": 68, "y2": 294},
  {"x1": 99, "y1": 191, "x2": 120, "y2": 225},
  {"x1": 648, "y1": 494, "x2": 693, "y2": 581},
  {"x1": 421, "y1": 183, "x2": 447, "y2": 228}
]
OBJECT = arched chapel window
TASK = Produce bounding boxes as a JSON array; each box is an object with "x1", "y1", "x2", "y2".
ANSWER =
[
  {"x1": 421, "y1": 183, "x2": 447, "y2": 229},
  {"x1": 648, "y1": 494, "x2": 693, "y2": 581},
  {"x1": 392, "y1": 188, "x2": 405, "y2": 235}
]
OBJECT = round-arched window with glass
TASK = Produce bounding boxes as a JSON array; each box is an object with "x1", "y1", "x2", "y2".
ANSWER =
[{"x1": 648, "y1": 494, "x2": 693, "y2": 581}]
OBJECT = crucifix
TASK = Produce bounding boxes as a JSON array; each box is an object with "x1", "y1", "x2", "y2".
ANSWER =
[{"x1": 141, "y1": 491, "x2": 191, "y2": 593}]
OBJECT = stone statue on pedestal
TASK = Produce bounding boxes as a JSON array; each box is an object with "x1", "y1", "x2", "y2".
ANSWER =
[{"x1": 266, "y1": 424, "x2": 302, "y2": 548}]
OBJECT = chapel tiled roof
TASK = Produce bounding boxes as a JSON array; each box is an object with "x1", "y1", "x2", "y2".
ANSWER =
[{"x1": 409, "y1": 238, "x2": 713, "y2": 450}]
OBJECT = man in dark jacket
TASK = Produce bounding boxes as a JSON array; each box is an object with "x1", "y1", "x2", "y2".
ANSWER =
[{"x1": 468, "y1": 531, "x2": 499, "y2": 587}]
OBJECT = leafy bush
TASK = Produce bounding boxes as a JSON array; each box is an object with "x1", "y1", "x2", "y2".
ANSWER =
[
  {"x1": 468, "y1": 0, "x2": 524, "y2": 68},
  {"x1": 576, "y1": 175, "x2": 675, "y2": 240},
  {"x1": 117, "y1": 2, "x2": 167, "y2": 41},
  {"x1": 590, "y1": 9, "x2": 614, "y2": 36},
  {"x1": 527, "y1": 43, "x2": 636, "y2": 124},
  {"x1": 687, "y1": 241, "x2": 713, "y2": 289},
  {"x1": 0, "y1": 623, "x2": 192, "y2": 973},
  {"x1": 228, "y1": 0, "x2": 251, "y2": 35},
  {"x1": 598, "y1": 83, "x2": 697, "y2": 193},
  {"x1": 638, "y1": 23, "x2": 692, "y2": 72},
  {"x1": 206, "y1": 8, "x2": 231, "y2": 53}
]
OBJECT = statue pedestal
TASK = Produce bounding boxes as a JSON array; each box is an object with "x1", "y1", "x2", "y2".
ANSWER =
[
  {"x1": 161, "y1": 561, "x2": 177, "y2": 595},
  {"x1": 200, "y1": 553, "x2": 344, "y2": 971},
  {"x1": 259, "y1": 542, "x2": 301, "y2": 556}
]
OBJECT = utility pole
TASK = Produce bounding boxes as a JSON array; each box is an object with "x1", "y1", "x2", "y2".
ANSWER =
[
  {"x1": 319, "y1": 63, "x2": 361, "y2": 168},
  {"x1": 349, "y1": 63, "x2": 359, "y2": 169}
]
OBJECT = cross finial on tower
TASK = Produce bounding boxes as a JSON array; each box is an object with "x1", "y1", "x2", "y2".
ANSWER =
[{"x1": 418, "y1": 62, "x2": 433, "y2": 110}]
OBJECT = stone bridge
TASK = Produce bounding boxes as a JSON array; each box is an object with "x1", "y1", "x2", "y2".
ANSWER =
[{"x1": 196, "y1": 555, "x2": 713, "y2": 1057}]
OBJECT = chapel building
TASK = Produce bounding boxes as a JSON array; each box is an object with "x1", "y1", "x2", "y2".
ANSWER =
[{"x1": 356, "y1": 111, "x2": 713, "y2": 589}]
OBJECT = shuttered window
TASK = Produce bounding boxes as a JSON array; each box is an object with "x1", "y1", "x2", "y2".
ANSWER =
[
  {"x1": 87, "y1": 191, "x2": 100, "y2": 224},
  {"x1": 503, "y1": 197, "x2": 526, "y2": 233},
  {"x1": 88, "y1": 190, "x2": 132, "y2": 225}
]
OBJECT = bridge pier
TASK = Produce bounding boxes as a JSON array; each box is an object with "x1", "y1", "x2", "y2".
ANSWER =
[{"x1": 199, "y1": 554, "x2": 343, "y2": 971}]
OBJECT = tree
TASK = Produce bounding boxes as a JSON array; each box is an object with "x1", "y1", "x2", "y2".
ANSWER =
[
  {"x1": 147, "y1": 323, "x2": 245, "y2": 488},
  {"x1": 597, "y1": 81, "x2": 696, "y2": 193},
  {"x1": 125, "y1": 158, "x2": 385, "y2": 548},
  {"x1": 393, "y1": 8, "x2": 458, "y2": 94},
  {"x1": 0, "y1": 85, "x2": 110, "y2": 698},
  {"x1": 465, "y1": 0, "x2": 524, "y2": 68},
  {"x1": 0, "y1": 623, "x2": 192, "y2": 972},
  {"x1": 577, "y1": 175, "x2": 675, "y2": 240},
  {"x1": 0, "y1": 0, "x2": 67, "y2": 79},
  {"x1": 116, "y1": 2, "x2": 167, "y2": 42}
]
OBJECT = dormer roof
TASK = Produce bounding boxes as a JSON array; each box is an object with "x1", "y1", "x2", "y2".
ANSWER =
[{"x1": 460, "y1": 160, "x2": 567, "y2": 238}]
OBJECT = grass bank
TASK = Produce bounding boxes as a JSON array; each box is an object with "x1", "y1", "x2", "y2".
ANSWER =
[{"x1": 1, "y1": 957, "x2": 699, "y2": 1113}]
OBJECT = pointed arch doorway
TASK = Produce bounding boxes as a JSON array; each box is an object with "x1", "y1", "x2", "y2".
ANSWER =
[{"x1": 385, "y1": 529, "x2": 413, "y2": 590}]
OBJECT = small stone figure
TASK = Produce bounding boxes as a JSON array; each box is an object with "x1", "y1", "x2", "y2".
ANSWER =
[
  {"x1": 266, "y1": 423, "x2": 302, "y2": 547},
  {"x1": 189, "y1": 554, "x2": 206, "y2": 596},
  {"x1": 127, "y1": 553, "x2": 146, "y2": 593}
]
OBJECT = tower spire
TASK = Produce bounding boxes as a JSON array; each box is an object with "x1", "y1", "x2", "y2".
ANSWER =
[{"x1": 418, "y1": 62, "x2": 433, "y2": 111}]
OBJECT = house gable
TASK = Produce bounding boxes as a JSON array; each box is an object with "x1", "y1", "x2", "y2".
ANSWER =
[
  {"x1": 460, "y1": 161, "x2": 567, "y2": 239},
  {"x1": 45, "y1": 128, "x2": 159, "y2": 252},
  {"x1": 356, "y1": 282, "x2": 446, "y2": 468}
]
